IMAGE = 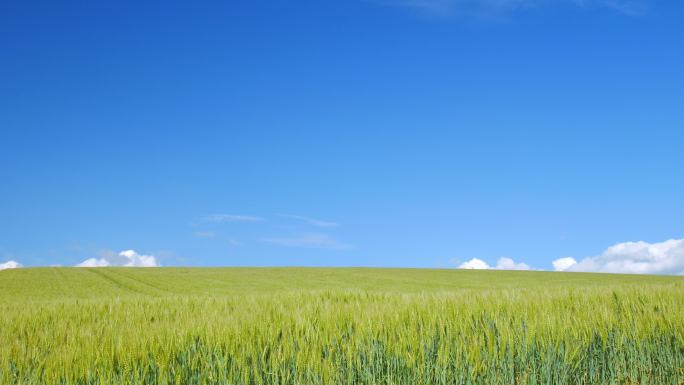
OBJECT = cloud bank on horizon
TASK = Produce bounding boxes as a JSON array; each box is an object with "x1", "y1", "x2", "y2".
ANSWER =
[
  {"x1": 458, "y1": 238, "x2": 684, "y2": 275},
  {"x1": 3, "y1": 238, "x2": 684, "y2": 275},
  {"x1": 76, "y1": 250, "x2": 160, "y2": 267},
  {"x1": 0, "y1": 260, "x2": 22, "y2": 270},
  {"x1": 554, "y1": 238, "x2": 684, "y2": 275},
  {"x1": 459, "y1": 257, "x2": 530, "y2": 270},
  {"x1": 552, "y1": 257, "x2": 578, "y2": 272}
]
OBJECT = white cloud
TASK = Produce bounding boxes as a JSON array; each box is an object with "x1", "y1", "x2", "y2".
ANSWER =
[
  {"x1": 458, "y1": 257, "x2": 530, "y2": 270},
  {"x1": 278, "y1": 214, "x2": 339, "y2": 227},
  {"x1": 495, "y1": 257, "x2": 531, "y2": 270},
  {"x1": 566, "y1": 238, "x2": 684, "y2": 275},
  {"x1": 552, "y1": 257, "x2": 578, "y2": 271},
  {"x1": 458, "y1": 258, "x2": 490, "y2": 269},
  {"x1": 76, "y1": 250, "x2": 159, "y2": 267},
  {"x1": 202, "y1": 214, "x2": 264, "y2": 223},
  {"x1": 194, "y1": 231, "x2": 216, "y2": 238},
  {"x1": 77, "y1": 258, "x2": 111, "y2": 267},
  {"x1": 261, "y1": 233, "x2": 351, "y2": 249},
  {"x1": 0, "y1": 260, "x2": 22, "y2": 270}
]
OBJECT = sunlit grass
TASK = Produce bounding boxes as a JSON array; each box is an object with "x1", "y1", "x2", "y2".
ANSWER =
[{"x1": 1, "y1": 267, "x2": 683, "y2": 384}]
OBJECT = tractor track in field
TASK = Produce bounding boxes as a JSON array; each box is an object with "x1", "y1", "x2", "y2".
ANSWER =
[
  {"x1": 84, "y1": 268, "x2": 169, "y2": 296},
  {"x1": 104, "y1": 269, "x2": 175, "y2": 296},
  {"x1": 84, "y1": 268, "x2": 141, "y2": 295},
  {"x1": 51, "y1": 267, "x2": 71, "y2": 297}
]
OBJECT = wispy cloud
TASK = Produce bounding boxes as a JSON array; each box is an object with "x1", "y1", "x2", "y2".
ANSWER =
[
  {"x1": 377, "y1": 0, "x2": 647, "y2": 17},
  {"x1": 200, "y1": 214, "x2": 264, "y2": 224},
  {"x1": 584, "y1": 0, "x2": 647, "y2": 15},
  {"x1": 278, "y1": 214, "x2": 339, "y2": 228},
  {"x1": 194, "y1": 231, "x2": 216, "y2": 238},
  {"x1": 76, "y1": 250, "x2": 159, "y2": 267},
  {"x1": 260, "y1": 233, "x2": 352, "y2": 249}
]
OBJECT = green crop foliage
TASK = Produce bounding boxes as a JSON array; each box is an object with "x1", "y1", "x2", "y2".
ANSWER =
[{"x1": 1, "y1": 267, "x2": 683, "y2": 384}]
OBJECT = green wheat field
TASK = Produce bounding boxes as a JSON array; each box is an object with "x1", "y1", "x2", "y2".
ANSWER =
[{"x1": 1, "y1": 268, "x2": 683, "y2": 384}]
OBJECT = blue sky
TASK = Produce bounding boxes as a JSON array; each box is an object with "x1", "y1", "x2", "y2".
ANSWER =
[{"x1": 2, "y1": 0, "x2": 684, "y2": 272}]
